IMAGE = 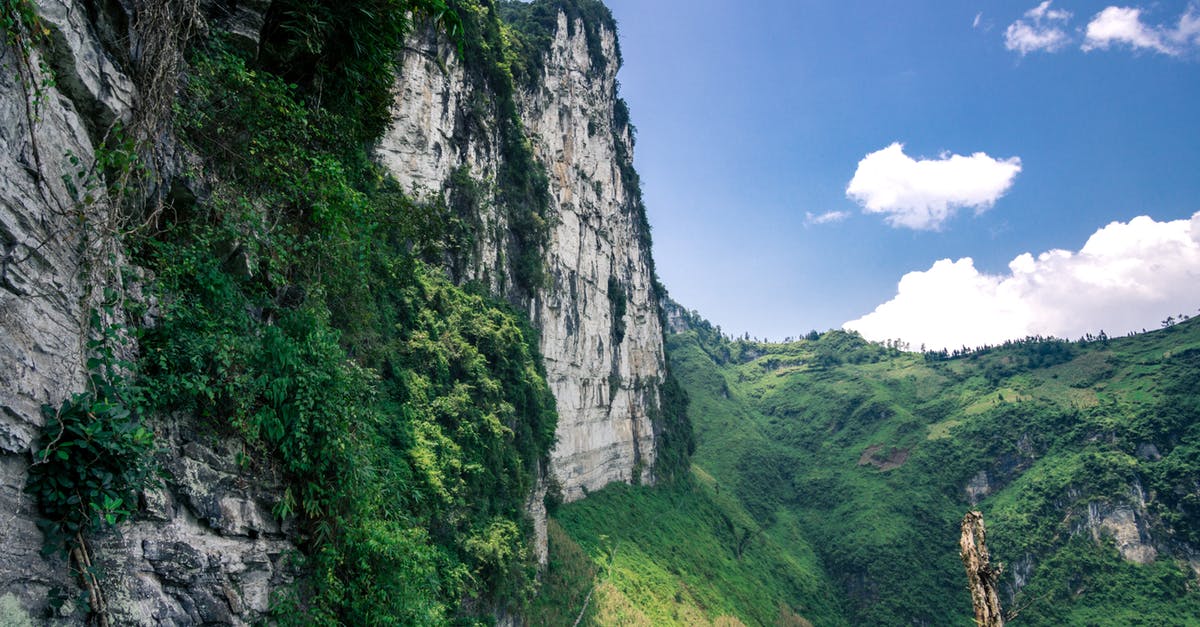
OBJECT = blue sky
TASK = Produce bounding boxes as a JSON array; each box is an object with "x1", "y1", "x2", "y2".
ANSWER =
[{"x1": 602, "y1": 0, "x2": 1200, "y2": 347}]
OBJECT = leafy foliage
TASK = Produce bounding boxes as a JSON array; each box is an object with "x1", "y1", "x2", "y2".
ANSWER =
[
  {"x1": 448, "y1": 0, "x2": 555, "y2": 295},
  {"x1": 523, "y1": 519, "x2": 598, "y2": 625},
  {"x1": 258, "y1": 0, "x2": 463, "y2": 146},
  {"x1": 607, "y1": 275, "x2": 627, "y2": 344},
  {"x1": 135, "y1": 33, "x2": 559, "y2": 622},
  {"x1": 26, "y1": 309, "x2": 158, "y2": 556},
  {"x1": 497, "y1": 0, "x2": 619, "y2": 88},
  {"x1": 648, "y1": 369, "x2": 694, "y2": 484},
  {"x1": 26, "y1": 394, "x2": 157, "y2": 554},
  {"x1": 1, "y1": 0, "x2": 44, "y2": 50}
]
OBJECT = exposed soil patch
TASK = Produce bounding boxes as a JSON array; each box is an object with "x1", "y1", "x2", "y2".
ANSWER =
[{"x1": 859, "y1": 444, "x2": 910, "y2": 471}]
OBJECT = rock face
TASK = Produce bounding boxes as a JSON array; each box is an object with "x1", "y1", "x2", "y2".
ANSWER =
[
  {"x1": 661, "y1": 299, "x2": 693, "y2": 335},
  {"x1": 0, "y1": 0, "x2": 293, "y2": 622},
  {"x1": 2, "y1": 1, "x2": 669, "y2": 621},
  {"x1": 1081, "y1": 481, "x2": 1158, "y2": 565},
  {"x1": 965, "y1": 470, "x2": 990, "y2": 505},
  {"x1": 93, "y1": 416, "x2": 296, "y2": 625},
  {"x1": 0, "y1": 0, "x2": 118, "y2": 616},
  {"x1": 1004, "y1": 480, "x2": 1168, "y2": 603},
  {"x1": 378, "y1": 10, "x2": 664, "y2": 503}
]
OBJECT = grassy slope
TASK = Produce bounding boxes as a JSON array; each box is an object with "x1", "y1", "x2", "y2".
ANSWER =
[
  {"x1": 536, "y1": 471, "x2": 847, "y2": 626},
  {"x1": 665, "y1": 329, "x2": 973, "y2": 623},
  {"x1": 547, "y1": 316, "x2": 1200, "y2": 626}
]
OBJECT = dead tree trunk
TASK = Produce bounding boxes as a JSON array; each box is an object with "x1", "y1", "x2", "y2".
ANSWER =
[{"x1": 960, "y1": 511, "x2": 1004, "y2": 627}]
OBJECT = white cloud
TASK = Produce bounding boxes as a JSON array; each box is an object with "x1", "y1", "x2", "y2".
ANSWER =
[
  {"x1": 1084, "y1": 6, "x2": 1173, "y2": 53},
  {"x1": 1083, "y1": 5, "x2": 1200, "y2": 55},
  {"x1": 1179, "y1": 8, "x2": 1200, "y2": 44},
  {"x1": 845, "y1": 212, "x2": 1200, "y2": 350},
  {"x1": 845, "y1": 143, "x2": 1022, "y2": 231},
  {"x1": 1006, "y1": 22, "x2": 1071, "y2": 54},
  {"x1": 1005, "y1": 1, "x2": 1073, "y2": 54},
  {"x1": 974, "y1": 12, "x2": 983, "y2": 29},
  {"x1": 1027, "y1": 0, "x2": 1071, "y2": 22},
  {"x1": 805, "y1": 210, "x2": 851, "y2": 226}
]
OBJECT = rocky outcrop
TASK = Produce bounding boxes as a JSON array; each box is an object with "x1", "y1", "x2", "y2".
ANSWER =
[
  {"x1": 0, "y1": 0, "x2": 294, "y2": 621},
  {"x1": 959, "y1": 511, "x2": 1004, "y2": 627},
  {"x1": 1006, "y1": 479, "x2": 1167, "y2": 603},
  {"x1": 661, "y1": 299, "x2": 693, "y2": 335},
  {"x1": 524, "y1": 11, "x2": 662, "y2": 501},
  {"x1": 1085, "y1": 501, "x2": 1158, "y2": 564},
  {"x1": 92, "y1": 415, "x2": 296, "y2": 625},
  {"x1": 965, "y1": 470, "x2": 991, "y2": 505},
  {"x1": 1080, "y1": 480, "x2": 1158, "y2": 565},
  {"x1": 378, "y1": 9, "x2": 664, "y2": 503}
]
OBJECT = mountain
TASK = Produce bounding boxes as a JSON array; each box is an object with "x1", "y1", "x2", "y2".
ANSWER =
[
  {"x1": 544, "y1": 306, "x2": 1200, "y2": 624},
  {"x1": 0, "y1": 0, "x2": 687, "y2": 623},
  {"x1": 3, "y1": 0, "x2": 1197, "y2": 623}
]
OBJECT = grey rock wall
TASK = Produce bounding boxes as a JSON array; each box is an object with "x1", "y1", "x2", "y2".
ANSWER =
[
  {"x1": 523, "y1": 12, "x2": 663, "y2": 502},
  {"x1": 378, "y1": 11, "x2": 665, "y2": 506},
  {"x1": 1, "y1": 4, "x2": 111, "y2": 616},
  {"x1": 0, "y1": 0, "x2": 294, "y2": 622},
  {"x1": 93, "y1": 416, "x2": 296, "y2": 625}
]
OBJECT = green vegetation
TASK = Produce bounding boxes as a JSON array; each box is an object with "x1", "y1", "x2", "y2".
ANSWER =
[
  {"x1": 258, "y1": 0, "x2": 463, "y2": 146},
  {"x1": 15, "y1": 0, "x2": 1199, "y2": 622},
  {"x1": 17, "y1": 0, "x2": 696, "y2": 621},
  {"x1": 645, "y1": 310, "x2": 1200, "y2": 625},
  {"x1": 124, "y1": 23, "x2": 566, "y2": 621},
  {"x1": 648, "y1": 368, "x2": 695, "y2": 484},
  {"x1": 542, "y1": 469, "x2": 846, "y2": 626},
  {"x1": 449, "y1": 0, "x2": 554, "y2": 294},
  {"x1": 607, "y1": 275, "x2": 627, "y2": 344},
  {"x1": 18, "y1": 0, "x2": 605, "y2": 620},
  {"x1": 497, "y1": 0, "x2": 619, "y2": 88},
  {"x1": 1, "y1": 0, "x2": 42, "y2": 49},
  {"x1": 26, "y1": 307, "x2": 158, "y2": 556},
  {"x1": 523, "y1": 519, "x2": 599, "y2": 625}
]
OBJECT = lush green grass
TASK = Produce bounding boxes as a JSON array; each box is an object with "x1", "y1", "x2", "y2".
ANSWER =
[
  {"x1": 546, "y1": 469, "x2": 847, "y2": 626},
  {"x1": 524, "y1": 519, "x2": 599, "y2": 625},
  {"x1": 596, "y1": 312, "x2": 1200, "y2": 625}
]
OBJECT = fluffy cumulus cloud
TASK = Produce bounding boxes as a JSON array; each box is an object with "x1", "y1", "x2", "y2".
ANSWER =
[
  {"x1": 845, "y1": 212, "x2": 1200, "y2": 350},
  {"x1": 845, "y1": 143, "x2": 1022, "y2": 230},
  {"x1": 1083, "y1": 4, "x2": 1200, "y2": 55},
  {"x1": 1005, "y1": 1, "x2": 1073, "y2": 54}
]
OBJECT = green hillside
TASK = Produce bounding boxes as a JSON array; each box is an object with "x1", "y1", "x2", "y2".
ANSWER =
[
  {"x1": 549, "y1": 312, "x2": 1200, "y2": 625},
  {"x1": 533, "y1": 470, "x2": 848, "y2": 626}
]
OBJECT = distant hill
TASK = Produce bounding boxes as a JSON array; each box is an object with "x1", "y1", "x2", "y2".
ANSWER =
[{"x1": 547, "y1": 310, "x2": 1200, "y2": 625}]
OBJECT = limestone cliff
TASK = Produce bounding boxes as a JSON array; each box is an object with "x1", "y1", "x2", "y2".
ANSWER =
[
  {"x1": 1, "y1": 2, "x2": 299, "y2": 621},
  {"x1": 0, "y1": 0, "x2": 105, "y2": 612},
  {"x1": 379, "y1": 8, "x2": 664, "y2": 502},
  {"x1": 0, "y1": 0, "x2": 679, "y2": 623}
]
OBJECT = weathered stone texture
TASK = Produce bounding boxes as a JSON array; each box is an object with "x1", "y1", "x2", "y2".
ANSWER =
[
  {"x1": 1, "y1": 7, "x2": 106, "y2": 617},
  {"x1": 0, "y1": 1, "x2": 295, "y2": 621},
  {"x1": 94, "y1": 416, "x2": 296, "y2": 626},
  {"x1": 378, "y1": 11, "x2": 664, "y2": 506}
]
